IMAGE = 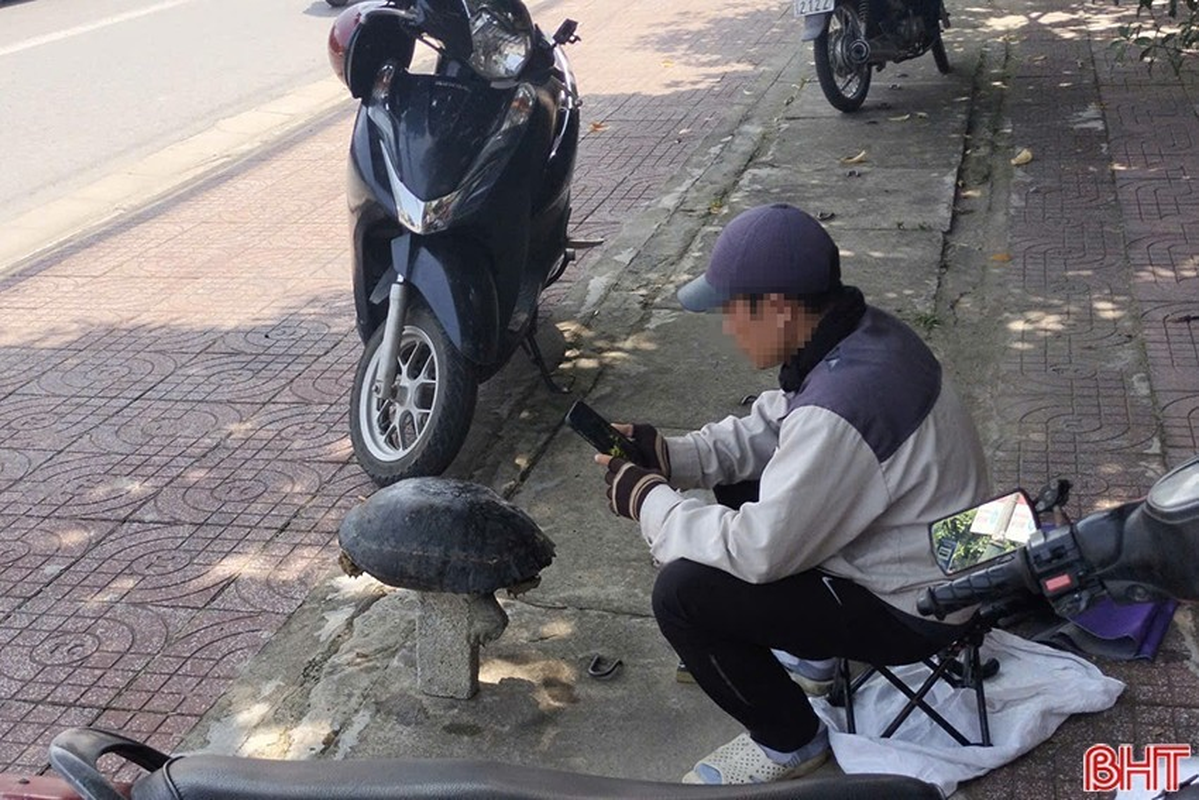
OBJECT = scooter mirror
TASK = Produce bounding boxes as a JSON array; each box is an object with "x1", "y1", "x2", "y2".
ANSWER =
[
  {"x1": 929, "y1": 490, "x2": 1040, "y2": 575},
  {"x1": 552, "y1": 19, "x2": 579, "y2": 45}
]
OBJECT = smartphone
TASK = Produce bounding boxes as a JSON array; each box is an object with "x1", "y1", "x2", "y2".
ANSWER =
[{"x1": 565, "y1": 400, "x2": 642, "y2": 464}]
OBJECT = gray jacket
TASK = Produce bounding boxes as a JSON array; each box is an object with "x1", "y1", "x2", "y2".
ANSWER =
[{"x1": 638, "y1": 307, "x2": 990, "y2": 617}]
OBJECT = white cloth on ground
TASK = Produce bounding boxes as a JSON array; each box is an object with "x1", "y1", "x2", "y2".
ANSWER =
[{"x1": 811, "y1": 629, "x2": 1125, "y2": 796}]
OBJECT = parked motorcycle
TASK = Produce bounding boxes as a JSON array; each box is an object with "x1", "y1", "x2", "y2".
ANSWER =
[
  {"x1": 329, "y1": 0, "x2": 593, "y2": 486},
  {"x1": 797, "y1": 0, "x2": 951, "y2": 112}
]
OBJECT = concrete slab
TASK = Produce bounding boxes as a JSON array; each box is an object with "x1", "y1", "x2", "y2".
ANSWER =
[
  {"x1": 785, "y1": 60, "x2": 975, "y2": 123},
  {"x1": 836, "y1": 228, "x2": 945, "y2": 318},
  {"x1": 508, "y1": 425, "x2": 673, "y2": 615},
  {"x1": 573, "y1": 308, "x2": 776, "y2": 433},
  {"x1": 344, "y1": 595, "x2": 742, "y2": 782},
  {"x1": 184, "y1": 580, "x2": 747, "y2": 781},
  {"x1": 729, "y1": 164, "x2": 959, "y2": 234},
  {"x1": 767, "y1": 108, "x2": 969, "y2": 173}
]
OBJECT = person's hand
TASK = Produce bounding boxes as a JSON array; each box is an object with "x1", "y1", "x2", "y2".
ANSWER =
[
  {"x1": 594, "y1": 454, "x2": 668, "y2": 521},
  {"x1": 613, "y1": 423, "x2": 671, "y2": 478}
]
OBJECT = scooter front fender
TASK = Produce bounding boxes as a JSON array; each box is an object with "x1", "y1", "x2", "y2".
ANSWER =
[
  {"x1": 371, "y1": 235, "x2": 500, "y2": 367},
  {"x1": 801, "y1": 12, "x2": 830, "y2": 40}
]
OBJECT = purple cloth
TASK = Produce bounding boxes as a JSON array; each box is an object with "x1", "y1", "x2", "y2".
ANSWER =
[{"x1": 1035, "y1": 598, "x2": 1177, "y2": 661}]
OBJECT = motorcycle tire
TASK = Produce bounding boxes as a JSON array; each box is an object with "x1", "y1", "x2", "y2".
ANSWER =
[
  {"x1": 932, "y1": 34, "x2": 951, "y2": 74},
  {"x1": 813, "y1": 1, "x2": 872, "y2": 113},
  {"x1": 350, "y1": 303, "x2": 477, "y2": 486}
]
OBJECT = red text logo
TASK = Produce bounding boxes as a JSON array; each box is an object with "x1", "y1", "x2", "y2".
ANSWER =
[{"x1": 1083, "y1": 743, "x2": 1192, "y2": 793}]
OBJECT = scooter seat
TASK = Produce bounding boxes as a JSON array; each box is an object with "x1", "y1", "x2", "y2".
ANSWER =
[{"x1": 132, "y1": 755, "x2": 943, "y2": 800}]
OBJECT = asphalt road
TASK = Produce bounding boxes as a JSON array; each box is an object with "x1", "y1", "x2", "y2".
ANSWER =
[
  {"x1": 0, "y1": 0, "x2": 595, "y2": 255},
  {"x1": 0, "y1": 0, "x2": 347, "y2": 224}
]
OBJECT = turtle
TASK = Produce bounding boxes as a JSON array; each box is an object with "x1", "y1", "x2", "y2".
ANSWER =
[{"x1": 338, "y1": 478, "x2": 555, "y2": 698}]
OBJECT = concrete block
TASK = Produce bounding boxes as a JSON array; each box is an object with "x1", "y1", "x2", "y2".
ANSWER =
[{"x1": 417, "y1": 592, "x2": 509, "y2": 699}]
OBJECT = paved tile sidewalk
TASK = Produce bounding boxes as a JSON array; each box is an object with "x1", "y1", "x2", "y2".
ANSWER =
[{"x1": 948, "y1": 1, "x2": 1199, "y2": 796}]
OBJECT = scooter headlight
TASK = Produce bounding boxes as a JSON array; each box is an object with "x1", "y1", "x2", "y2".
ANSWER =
[{"x1": 465, "y1": 0, "x2": 533, "y2": 81}]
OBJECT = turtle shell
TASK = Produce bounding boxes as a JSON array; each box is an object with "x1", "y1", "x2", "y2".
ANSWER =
[{"x1": 338, "y1": 478, "x2": 555, "y2": 593}]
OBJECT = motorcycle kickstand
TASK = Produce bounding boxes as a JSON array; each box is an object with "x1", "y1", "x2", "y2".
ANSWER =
[{"x1": 521, "y1": 329, "x2": 571, "y2": 394}]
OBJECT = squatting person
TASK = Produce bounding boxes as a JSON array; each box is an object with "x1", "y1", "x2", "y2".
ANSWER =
[{"x1": 591, "y1": 203, "x2": 990, "y2": 785}]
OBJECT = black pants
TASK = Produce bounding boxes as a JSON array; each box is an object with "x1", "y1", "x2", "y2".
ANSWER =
[{"x1": 651, "y1": 482, "x2": 966, "y2": 752}]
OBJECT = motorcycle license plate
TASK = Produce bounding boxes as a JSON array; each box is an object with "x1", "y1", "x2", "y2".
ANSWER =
[{"x1": 793, "y1": 0, "x2": 834, "y2": 15}]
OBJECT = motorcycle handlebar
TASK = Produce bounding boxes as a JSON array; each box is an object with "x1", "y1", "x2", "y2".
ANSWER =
[{"x1": 917, "y1": 554, "x2": 1035, "y2": 619}]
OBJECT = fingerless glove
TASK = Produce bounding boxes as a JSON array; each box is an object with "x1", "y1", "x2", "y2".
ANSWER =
[
  {"x1": 629, "y1": 424, "x2": 671, "y2": 478},
  {"x1": 603, "y1": 458, "x2": 668, "y2": 521}
]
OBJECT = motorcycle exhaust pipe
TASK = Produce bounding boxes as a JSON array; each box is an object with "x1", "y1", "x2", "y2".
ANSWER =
[
  {"x1": 374, "y1": 280, "x2": 411, "y2": 401},
  {"x1": 847, "y1": 38, "x2": 913, "y2": 65}
]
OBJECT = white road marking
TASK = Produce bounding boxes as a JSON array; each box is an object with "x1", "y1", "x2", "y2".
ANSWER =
[{"x1": 0, "y1": 0, "x2": 196, "y2": 58}]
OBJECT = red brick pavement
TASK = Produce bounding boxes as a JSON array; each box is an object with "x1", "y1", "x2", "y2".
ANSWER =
[
  {"x1": 0, "y1": 0, "x2": 799, "y2": 775},
  {"x1": 958, "y1": 3, "x2": 1199, "y2": 797}
]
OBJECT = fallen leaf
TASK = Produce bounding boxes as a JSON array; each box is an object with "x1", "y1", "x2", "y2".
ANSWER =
[
  {"x1": 839, "y1": 150, "x2": 869, "y2": 165},
  {"x1": 961, "y1": 189, "x2": 982, "y2": 198},
  {"x1": 589, "y1": 121, "x2": 609, "y2": 133},
  {"x1": 991, "y1": 253, "x2": 1013, "y2": 262},
  {"x1": 889, "y1": 113, "x2": 912, "y2": 122},
  {"x1": 1011, "y1": 147, "x2": 1034, "y2": 166}
]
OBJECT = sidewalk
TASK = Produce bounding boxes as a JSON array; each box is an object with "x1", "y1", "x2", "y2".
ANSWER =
[
  {"x1": 2, "y1": 0, "x2": 1198, "y2": 797},
  {"x1": 179, "y1": 1, "x2": 1199, "y2": 798}
]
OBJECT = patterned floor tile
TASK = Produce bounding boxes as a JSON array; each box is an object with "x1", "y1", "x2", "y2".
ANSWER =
[
  {"x1": 139, "y1": 351, "x2": 331, "y2": 405},
  {"x1": 0, "y1": 516, "x2": 117, "y2": 607},
  {"x1": 0, "y1": 451, "x2": 189, "y2": 520},
  {"x1": 219, "y1": 403, "x2": 352, "y2": 464},
  {"x1": 80, "y1": 399, "x2": 250, "y2": 458},
  {"x1": 131, "y1": 452, "x2": 337, "y2": 528},
  {"x1": 0, "y1": 395, "x2": 130, "y2": 454},
  {"x1": 39, "y1": 522, "x2": 275, "y2": 609}
]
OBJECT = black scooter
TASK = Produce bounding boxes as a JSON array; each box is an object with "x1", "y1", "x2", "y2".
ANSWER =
[{"x1": 329, "y1": 0, "x2": 593, "y2": 485}]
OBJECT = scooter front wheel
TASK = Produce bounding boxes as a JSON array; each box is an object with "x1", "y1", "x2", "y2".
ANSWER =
[
  {"x1": 813, "y1": 1, "x2": 872, "y2": 112},
  {"x1": 350, "y1": 304, "x2": 477, "y2": 486}
]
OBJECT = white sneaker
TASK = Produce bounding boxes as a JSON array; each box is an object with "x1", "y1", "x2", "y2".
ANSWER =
[{"x1": 682, "y1": 725, "x2": 831, "y2": 784}]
